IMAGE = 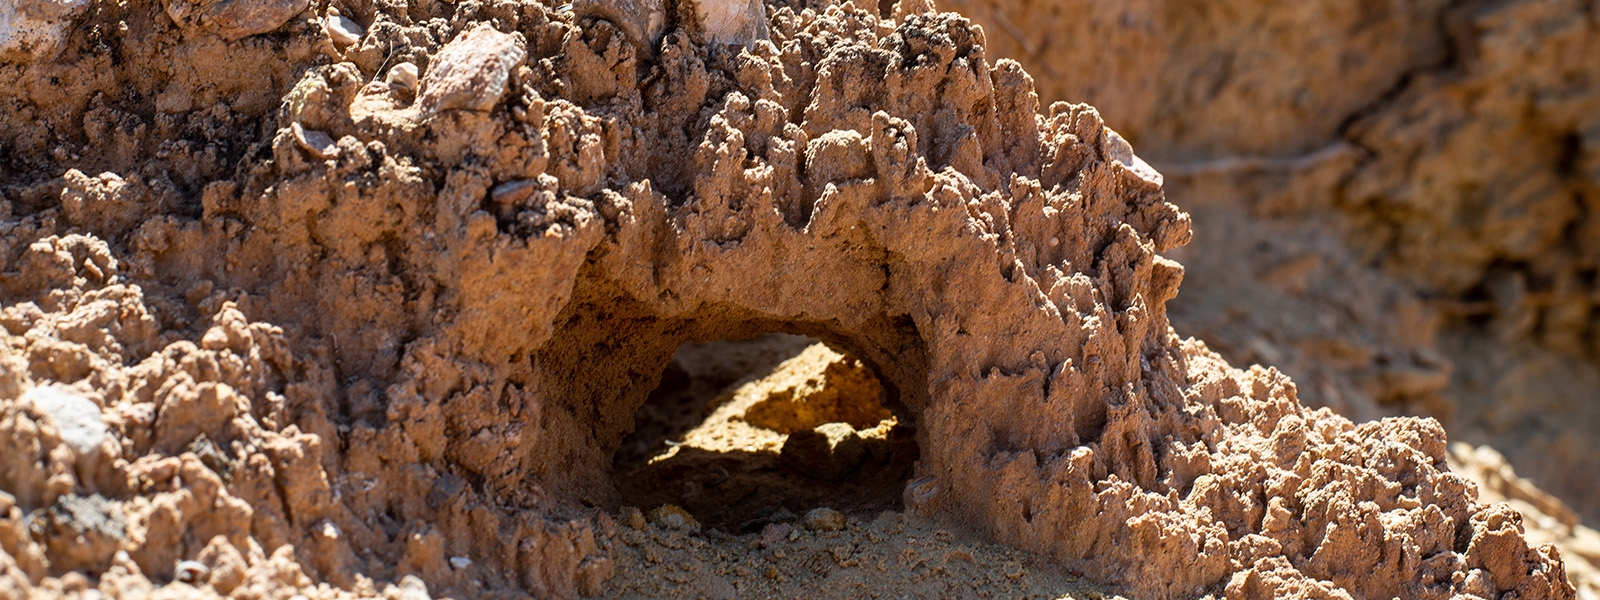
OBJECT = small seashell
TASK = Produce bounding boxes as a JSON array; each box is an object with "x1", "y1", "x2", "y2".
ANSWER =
[
  {"x1": 291, "y1": 122, "x2": 338, "y2": 159},
  {"x1": 416, "y1": 24, "x2": 526, "y2": 116},
  {"x1": 174, "y1": 560, "x2": 208, "y2": 583},
  {"x1": 325, "y1": 10, "x2": 363, "y2": 48},
  {"x1": 386, "y1": 62, "x2": 419, "y2": 91},
  {"x1": 572, "y1": 0, "x2": 665, "y2": 56},
  {"x1": 691, "y1": 0, "x2": 770, "y2": 48}
]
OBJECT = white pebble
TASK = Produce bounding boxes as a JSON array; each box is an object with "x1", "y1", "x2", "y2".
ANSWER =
[
  {"x1": 21, "y1": 386, "x2": 105, "y2": 457},
  {"x1": 449, "y1": 556, "x2": 472, "y2": 569},
  {"x1": 387, "y1": 62, "x2": 419, "y2": 91},
  {"x1": 292, "y1": 122, "x2": 337, "y2": 159},
  {"x1": 325, "y1": 10, "x2": 363, "y2": 48},
  {"x1": 399, "y1": 574, "x2": 432, "y2": 600}
]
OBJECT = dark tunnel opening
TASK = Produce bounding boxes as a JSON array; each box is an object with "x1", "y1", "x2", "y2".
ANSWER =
[{"x1": 610, "y1": 334, "x2": 920, "y2": 531}]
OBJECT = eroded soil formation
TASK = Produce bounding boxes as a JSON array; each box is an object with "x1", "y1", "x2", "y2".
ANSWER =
[
  {"x1": 953, "y1": 0, "x2": 1600, "y2": 594},
  {"x1": 958, "y1": 0, "x2": 1600, "y2": 522},
  {"x1": 0, "y1": 0, "x2": 1581, "y2": 599}
]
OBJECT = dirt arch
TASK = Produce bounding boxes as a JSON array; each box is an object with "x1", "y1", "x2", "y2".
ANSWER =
[
  {"x1": 0, "y1": 2, "x2": 1571, "y2": 598},
  {"x1": 229, "y1": 7, "x2": 1560, "y2": 597}
]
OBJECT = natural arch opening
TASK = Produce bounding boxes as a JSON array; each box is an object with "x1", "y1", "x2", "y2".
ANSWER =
[{"x1": 610, "y1": 334, "x2": 920, "y2": 531}]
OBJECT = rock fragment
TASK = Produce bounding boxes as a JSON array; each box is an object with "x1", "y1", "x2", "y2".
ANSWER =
[
  {"x1": 387, "y1": 62, "x2": 419, "y2": 91},
  {"x1": 690, "y1": 0, "x2": 770, "y2": 48},
  {"x1": 0, "y1": 0, "x2": 91, "y2": 59},
  {"x1": 416, "y1": 24, "x2": 526, "y2": 117},
  {"x1": 398, "y1": 575, "x2": 432, "y2": 600},
  {"x1": 163, "y1": 0, "x2": 309, "y2": 42},
  {"x1": 759, "y1": 522, "x2": 793, "y2": 546},
  {"x1": 291, "y1": 122, "x2": 337, "y2": 159},
  {"x1": 802, "y1": 508, "x2": 845, "y2": 532},
  {"x1": 647, "y1": 504, "x2": 699, "y2": 531},
  {"x1": 21, "y1": 386, "x2": 105, "y2": 458},
  {"x1": 324, "y1": 9, "x2": 363, "y2": 48}
]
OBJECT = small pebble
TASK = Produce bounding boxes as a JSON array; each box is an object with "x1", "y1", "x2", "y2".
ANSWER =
[
  {"x1": 448, "y1": 556, "x2": 471, "y2": 569},
  {"x1": 759, "y1": 522, "x2": 792, "y2": 546},
  {"x1": 647, "y1": 505, "x2": 700, "y2": 531},
  {"x1": 291, "y1": 122, "x2": 337, "y2": 159},
  {"x1": 325, "y1": 9, "x2": 363, "y2": 48},
  {"x1": 802, "y1": 507, "x2": 845, "y2": 531},
  {"x1": 694, "y1": 0, "x2": 770, "y2": 48},
  {"x1": 491, "y1": 179, "x2": 538, "y2": 206},
  {"x1": 768, "y1": 508, "x2": 798, "y2": 523},
  {"x1": 387, "y1": 62, "x2": 419, "y2": 91},
  {"x1": 417, "y1": 24, "x2": 525, "y2": 116},
  {"x1": 399, "y1": 574, "x2": 431, "y2": 600},
  {"x1": 21, "y1": 386, "x2": 106, "y2": 457},
  {"x1": 174, "y1": 560, "x2": 208, "y2": 583}
]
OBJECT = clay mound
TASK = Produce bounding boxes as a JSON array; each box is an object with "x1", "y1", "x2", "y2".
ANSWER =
[{"x1": 0, "y1": 0, "x2": 1577, "y2": 598}]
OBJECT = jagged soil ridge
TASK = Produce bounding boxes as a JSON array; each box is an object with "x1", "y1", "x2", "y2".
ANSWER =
[{"x1": 0, "y1": 1, "x2": 1578, "y2": 598}]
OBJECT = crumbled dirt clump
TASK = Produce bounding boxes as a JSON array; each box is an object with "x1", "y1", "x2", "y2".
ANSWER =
[{"x1": 0, "y1": 1, "x2": 1579, "y2": 600}]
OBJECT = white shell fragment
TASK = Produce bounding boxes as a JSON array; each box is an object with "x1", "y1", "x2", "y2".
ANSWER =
[
  {"x1": 291, "y1": 122, "x2": 338, "y2": 159},
  {"x1": 325, "y1": 10, "x2": 362, "y2": 48},
  {"x1": 1, "y1": 0, "x2": 91, "y2": 59},
  {"x1": 572, "y1": 0, "x2": 666, "y2": 55},
  {"x1": 21, "y1": 386, "x2": 106, "y2": 457},
  {"x1": 386, "y1": 62, "x2": 419, "y2": 91},
  {"x1": 693, "y1": 0, "x2": 770, "y2": 48},
  {"x1": 174, "y1": 560, "x2": 209, "y2": 583},
  {"x1": 448, "y1": 556, "x2": 472, "y2": 569},
  {"x1": 416, "y1": 24, "x2": 526, "y2": 116}
]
